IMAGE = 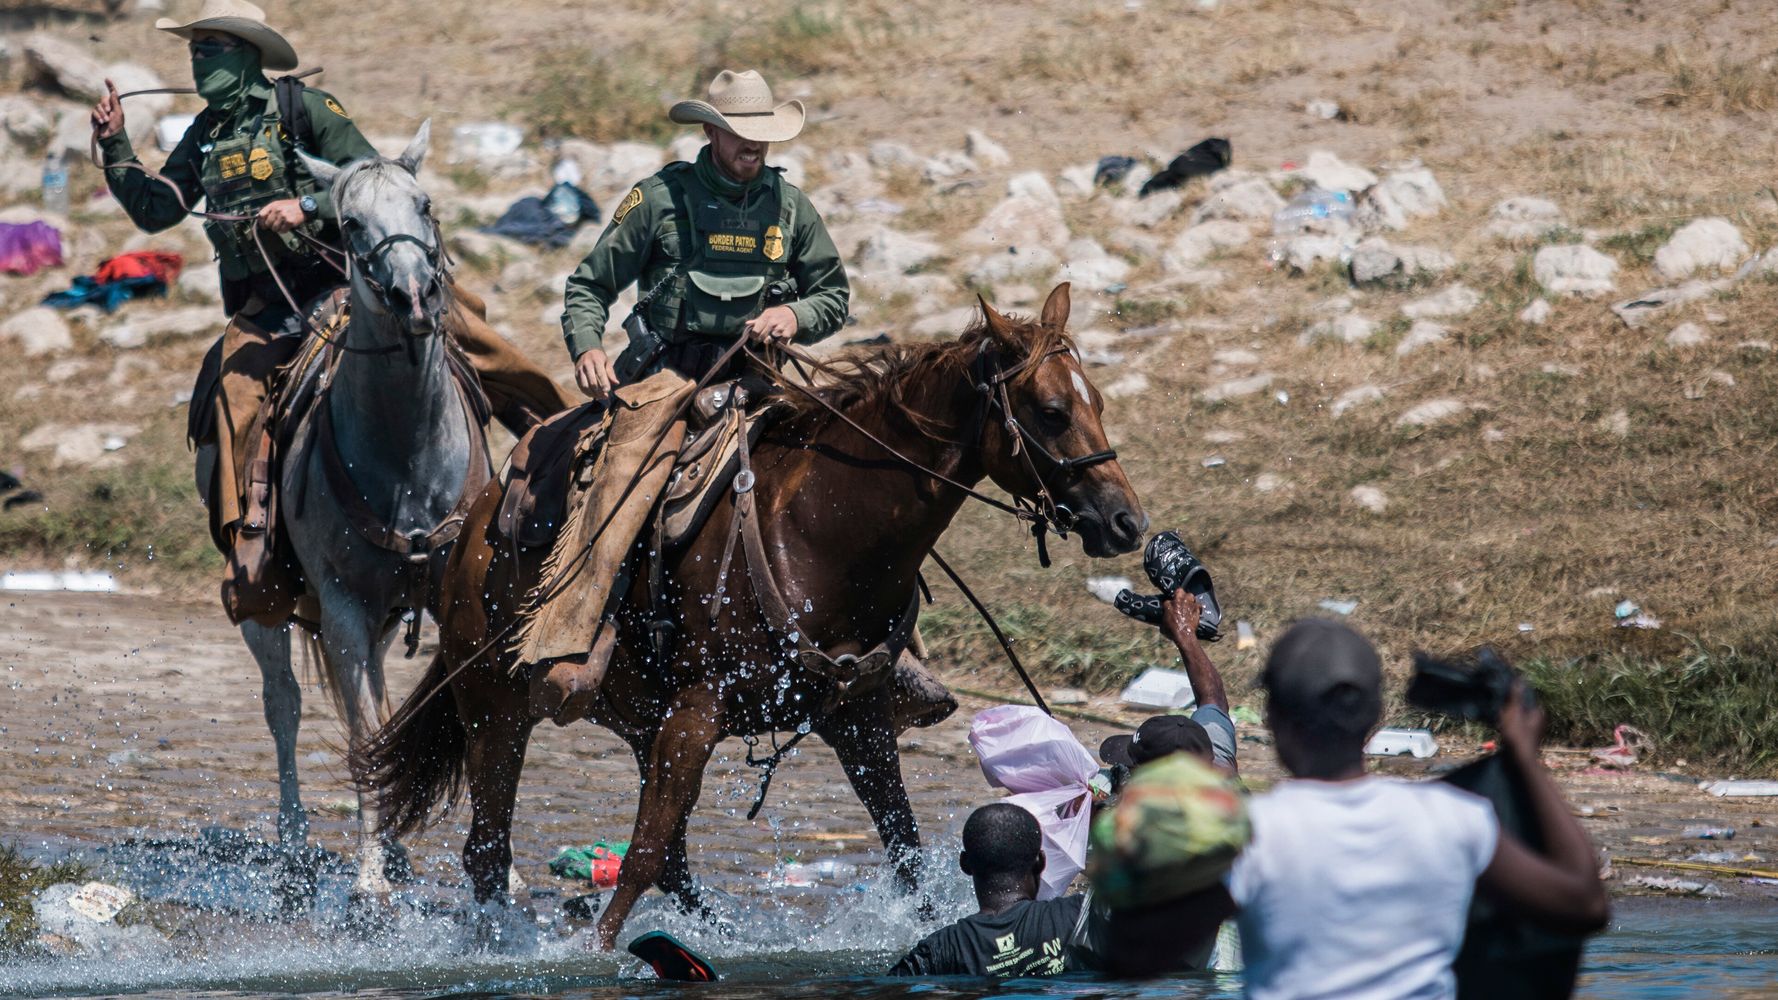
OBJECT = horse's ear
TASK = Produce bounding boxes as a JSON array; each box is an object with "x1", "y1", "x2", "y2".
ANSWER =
[
  {"x1": 396, "y1": 118, "x2": 432, "y2": 175},
  {"x1": 976, "y1": 293, "x2": 1020, "y2": 348},
  {"x1": 1040, "y1": 282, "x2": 1072, "y2": 331},
  {"x1": 297, "y1": 149, "x2": 341, "y2": 193}
]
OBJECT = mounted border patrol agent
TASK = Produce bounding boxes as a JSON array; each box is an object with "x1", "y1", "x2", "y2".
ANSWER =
[
  {"x1": 90, "y1": 0, "x2": 572, "y2": 623},
  {"x1": 518, "y1": 69, "x2": 850, "y2": 690}
]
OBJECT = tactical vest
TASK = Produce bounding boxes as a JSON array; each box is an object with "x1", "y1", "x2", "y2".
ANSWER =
[
  {"x1": 647, "y1": 163, "x2": 797, "y2": 340},
  {"x1": 196, "y1": 101, "x2": 326, "y2": 282}
]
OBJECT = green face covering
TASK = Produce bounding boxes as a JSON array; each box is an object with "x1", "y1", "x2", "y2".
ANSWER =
[{"x1": 192, "y1": 46, "x2": 261, "y2": 109}]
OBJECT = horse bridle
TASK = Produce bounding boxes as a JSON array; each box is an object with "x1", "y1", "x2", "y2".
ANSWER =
[{"x1": 343, "y1": 218, "x2": 448, "y2": 329}]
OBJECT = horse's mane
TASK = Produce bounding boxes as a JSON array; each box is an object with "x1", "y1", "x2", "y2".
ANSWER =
[
  {"x1": 781, "y1": 311, "x2": 1075, "y2": 436},
  {"x1": 331, "y1": 157, "x2": 422, "y2": 216}
]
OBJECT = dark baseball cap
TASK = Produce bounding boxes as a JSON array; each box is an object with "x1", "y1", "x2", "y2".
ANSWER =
[
  {"x1": 1100, "y1": 715, "x2": 1214, "y2": 768},
  {"x1": 1258, "y1": 618, "x2": 1383, "y2": 733}
]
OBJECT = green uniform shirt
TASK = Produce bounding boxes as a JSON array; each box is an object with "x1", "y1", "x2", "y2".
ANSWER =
[
  {"x1": 98, "y1": 78, "x2": 374, "y2": 239},
  {"x1": 561, "y1": 145, "x2": 850, "y2": 360}
]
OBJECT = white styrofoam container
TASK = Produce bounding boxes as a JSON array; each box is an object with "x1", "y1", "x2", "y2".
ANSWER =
[
  {"x1": 156, "y1": 114, "x2": 196, "y2": 152},
  {"x1": 1365, "y1": 727, "x2": 1439, "y2": 759},
  {"x1": 1119, "y1": 667, "x2": 1196, "y2": 710}
]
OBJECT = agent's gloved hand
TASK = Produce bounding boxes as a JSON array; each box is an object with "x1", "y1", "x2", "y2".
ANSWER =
[{"x1": 1112, "y1": 531, "x2": 1223, "y2": 641}]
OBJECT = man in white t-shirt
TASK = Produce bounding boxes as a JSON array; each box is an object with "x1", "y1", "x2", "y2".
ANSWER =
[{"x1": 1227, "y1": 619, "x2": 1609, "y2": 1000}]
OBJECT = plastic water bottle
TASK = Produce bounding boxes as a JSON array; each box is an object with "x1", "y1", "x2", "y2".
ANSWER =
[
  {"x1": 41, "y1": 151, "x2": 68, "y2": 215},
  {"x1": 1271, "y1": 188, "x2": 1353, "y2": 235}
]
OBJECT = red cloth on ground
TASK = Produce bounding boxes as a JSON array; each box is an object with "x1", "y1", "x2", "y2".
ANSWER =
[{"x1": 94, "y1": 251, "x2": 183, "y2": 285}]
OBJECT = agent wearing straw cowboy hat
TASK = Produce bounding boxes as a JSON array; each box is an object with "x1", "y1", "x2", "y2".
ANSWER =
[
  {"x1": 89, "y1": 0, "x2": 571, "y2": 623},
  {"x1": 522, "y1": 70, "x2": 849, "y2": 699}
]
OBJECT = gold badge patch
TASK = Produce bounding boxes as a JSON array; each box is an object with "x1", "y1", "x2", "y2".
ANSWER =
[
  {"x1": 763, "y1": 224, "x2": 784, "y2": 262},
  {"x1": 218, "y1": 151, "x2": 248, "y2": 179},
  {"x1": 248, "y1": 147, "x2": 273, "y2": 181},
  {"x1": 324, "y1": 98, "x2": 349, "y2": 119},
  {"x1": 613, "y1": 186, "x2": 644, "y2": 224}
]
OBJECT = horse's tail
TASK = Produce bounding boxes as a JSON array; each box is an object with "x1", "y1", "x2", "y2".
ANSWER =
[{"x1": 350, "y1": 649, "x2": 466, "y2": 840}]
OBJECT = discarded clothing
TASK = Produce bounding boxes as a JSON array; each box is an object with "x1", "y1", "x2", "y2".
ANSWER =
[
  {"x1": 548, "y1": 841, "x2": 627, "y2": 886},
  {"x1": 1094, "y1": 155, "x2": 1138, "y2": 188},
  {"x1": 0, "y1": 221, "x2": 63, "y2": 275},
  {"x1": 484, "y1": 182, "x2": 601, "y2": 248},
  {"x1": 1139, "y1": 138, "x2": 1232, "y2": 198},
  {"x1": 42, "y1": 251, "x2": 186, "y2": 313}
]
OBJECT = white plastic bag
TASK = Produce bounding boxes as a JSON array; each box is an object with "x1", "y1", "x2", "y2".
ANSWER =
[{"x1": 968, "y1": 705, "x2": 1099, "y2": 898}]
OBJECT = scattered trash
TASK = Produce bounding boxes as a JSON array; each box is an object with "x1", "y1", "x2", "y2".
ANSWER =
[
  {"x1": 1627, "y1": 875, "x2": 1721, "y2": 896},
  {"x1": 1274, "y1": 390, "x2": 1290, "y2": 405},
  {"x1": 1229, "y1": 704, "x2": 1262, "y2": 726},
  {"x1": 41, "y1": 150, "x2": 68, "y2": 216},
  {"x1": 1365, "y1": 728, "x2": 1439, "y2": 759},
  {"x1": 105, "y1": 748, "x2": 159, "y2": 768},
  {"x1": 549, "y1": 841, "x2": 628, "y2": 888},
  {"x1": 1085, "y1": 575, "x2": 1136, "y2": 604},
  {"x1": 1703, "y1": 780, "x2": 1778, "y2": 798},
  {"x1": 1687, "y1": 851, "x2": 1744, "y2": 864},
  {"x1": 2, "y1": 490, "x2": 40, "y2": 511},
  {"x1": 1201, "y1": 455, "x2": 1226, "y2": 469},
  {"x1": 156, "y1": 113, "x2": 197, "y2": 152},
  {"x1": 1118, "y1": 667, "x2": 1197, "y2": 710},
  {"x1": 1102, "y1": 281, "x2": 1128, "y2": 295},
  {"x1": 1235, "y1": 620, "x2": 1256, "y2": 651},
  {"x1": 1094, "y1": 155, "x2": 1138, "y2": 188},
  {"x1": 43, "y1": 252, "x2": 184, "y2": 312},
  {"x1": 1138, "y1": 137, "x2": 1232, "y2": 198},
  {"x1": 1317, "y1": 598, "x2": 1358, "y2": 616},
  {"x1": 1517, "y1": 622, "x2": 1535, "y2": 633},
  {"x1": 1304, "y1": 98, "x2": 1341, "y2": 120},
  {"x1": 483, "y1": 181, "x2": 601, "y2": 248},
  {"x1": 33, "y1": 880, "x2": 167, "y2": 956},
  {"x1": 1684, "y1": 826, "x2": 1736, "y2": 841},
  {"x1": 1618, "y1": 613, "x2": 1662, "y2": 630},
  {"x1": 0, "y1": 220, "x2": 64, "y2": 275},
  {"x1": 1047, "y1": 687, "x2": 1089, "y2": 707},
  {"x1": 1272, "y1": 188, "x2": 1354, "y2": 236},
  {"x1": 1, "y1": 571, "x2": 117, "y2": 592},
  {"x1": 1590, "y1": 724, "x2": 1651, "y2": 770}
]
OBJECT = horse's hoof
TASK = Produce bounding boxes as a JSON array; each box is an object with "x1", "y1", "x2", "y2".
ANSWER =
[
  {"x1": 344, "y1": 890, "x2": 398, "y2": 939},
  {"x1": 382, "y1": 841, "x2": 418, "y2": 885},
  {"x1": 273, "y1": 845, "x2": 322, "y2": 915},
  {"x1": 466, "y1": 897, "x2": 538, "y2": 954}
]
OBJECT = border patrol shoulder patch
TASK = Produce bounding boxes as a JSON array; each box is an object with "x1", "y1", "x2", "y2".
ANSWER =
[
  {"x1": 614, "y1": 187, "x2": 644, "y2": 224},
  {"x1": 324, "y1": 98, "x2": 350, "y2": 119}
]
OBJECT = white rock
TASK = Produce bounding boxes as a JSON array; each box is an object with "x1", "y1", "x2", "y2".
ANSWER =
[
  {"x1": 0, "y1": 95, "x2": 52, "y2": 151},
  {"x1": 1106, "y1": 227, "x2": 1166, "y2": 260},
  {"x1": 1253, "y1": 473, "x2": 1288, "y2": 493},
  {"x1": 18, "y1": 422, "x2": 142, "y2": 468},
  {"x1": 1348, "y1": 238, "x2": 1453, "y2": 287},
  {"x1": 968, "y1": 171, "x2": 1069, "y2": 249},
  {"x1": 868, "y1": 140, "x2": 924, "y2": 172},
  {"x1": 1518, "y1": 299, "x2": 1552, "y2": 325},
  {"x1": 851, "y1": 227, "x2": 943, "y2": 277},
  {"x1": 1164, "y1": 220, "x2": 1252, "y2": 272},
  {"x1": 1302, "y1": 314, "x2": 1377, "y2": 345},
  {"x1": 1349, "y1": 485, "x2": 1388, "y2": 513},
  {"x1": 1103, "y1": 372, "x2": 1150, "y2": 398},
  {"x1": 23, "y1": 34, "x2": 105, "y2": 101},
  {"x1": 923, "y1": 150, "x2": 977, "y2": 183},
  {"x1": 1199, "y1": 372, "x2": 1276, "y2": 402},
  {"x1": 1112, "y1": 189, "x2": 1184, "y2": 229},
  {"x1": 1, "y1": 306, "x2": 72, "y2": 356},
  {"x1": 1488, "y1": 197, "x2": 1566, "y2": 241},
  {"x1": 967, "y1": 245, "x2": 1060, "y2": 285},
  {"x1": 1533, "y1": 244, "x2": 1619, "y2": 297},
  {"x1": 596, "y1": 141, "x2": 667, "y2": 195},
  {"x1": 774, "y1": 146, "x2": 810, "y2": 189},
  {"x1": 1055, "y1": 238, "x2": 1130, "y2": 289},
  {"x1": 1058, "y1": 162, "x2": 1098, "y2": 198},
  {"x1": 1395, "y1": 398, "x2": 1468, "y2": 429},
  {"x1": 911, "y1": 306, "x2": 979, "y2": 338},
  {"x1": 1666, "y1": 322, "x2": 1708, "y2": 348},
  {"x1": 1190, "y1": 174, "x2": 1285, "y2": 225},
  {"x1": 965, "y1": 130, "x2": 1012, "y2": 168},
  {"x1": 100, "y1": 306, "x2": 216, "y2": 348},
  {"x1": 448, "y1": 122, "x2": 529, "y2": 174},
  {"x1": 1402, "y1": 284, "x2": 1481, "y2": 319},
  {"x1": 667, "y1": 133, "x2": 704, "y2": 164},
  {"x1": 1284, "y1": 234, "x2": 1346, "y2": 273},
  {"x1": 1212, "y1": 348, "x2": 1262, "y2": 367},
  {"x1": 1359, "y1": 166, "x2": 1446, "y2": 231},
  {"x1": 1653, "y1": 218, "x2": 1749, "y2": 281},
  {"x1": 1395, "y1": 320, "x2": 1450, "y2": 356},
  {"x1": 1330, "y1": 383, "x2": 1385, "y2": 417},
  {"x1": 1611, "y1": 279, "x2": 1732, "y2": 329},
  {"x1": 1305, "y1": 98, "x2": 1341, "y2": 120},
  {"x1": 1296, "y1": 150, "x2": 1377, "y2": 194}
]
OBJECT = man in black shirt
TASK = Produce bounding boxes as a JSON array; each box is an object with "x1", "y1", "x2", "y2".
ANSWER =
[{"x1": 887, "y1": 803, "x2": 1104, "y2": 977}]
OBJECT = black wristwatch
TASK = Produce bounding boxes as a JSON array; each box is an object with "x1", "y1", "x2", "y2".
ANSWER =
[{"x1": 298, "y1": 194, "x2": 318, "y2": 219}]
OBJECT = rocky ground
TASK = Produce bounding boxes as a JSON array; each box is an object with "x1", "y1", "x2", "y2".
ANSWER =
[{"x1": 1, "y1": 0, "x2": 1777, "y2": 763}]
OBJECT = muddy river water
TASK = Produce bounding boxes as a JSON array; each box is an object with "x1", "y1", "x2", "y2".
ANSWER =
[{"x1": 2, "y1": 593, "x2": 1774, "y2": 997}]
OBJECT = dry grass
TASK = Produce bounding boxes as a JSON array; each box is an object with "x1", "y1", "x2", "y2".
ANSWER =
[{"x1": 1656, "y1": 43, "x2": 1778, "y2": 114}]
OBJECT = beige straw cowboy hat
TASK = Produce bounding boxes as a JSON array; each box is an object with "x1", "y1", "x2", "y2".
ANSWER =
[
  {"x1": 669, "y1": 70, "x2": 805, "y2": 144},
  {"x1": 156, "y1": 0, "x2": 299, "y2": 72}
]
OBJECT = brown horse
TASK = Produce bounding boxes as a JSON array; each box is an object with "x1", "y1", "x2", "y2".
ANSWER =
[{"x1": 356, "y1": 283, "x2": 1146, "y2": 947}]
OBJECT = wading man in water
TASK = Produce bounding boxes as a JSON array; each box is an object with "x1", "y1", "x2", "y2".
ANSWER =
[
  {"x1": 518, "y1": 68, "x2": 849, "y2": 698},
  {"x1": 91, "y1": 0, "x2": 569, "y2": 622}
]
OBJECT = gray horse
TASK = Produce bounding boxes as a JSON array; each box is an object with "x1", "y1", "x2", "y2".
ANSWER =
[{"x1": 222, "y1": 121, "x2": 487, "y2": 900}]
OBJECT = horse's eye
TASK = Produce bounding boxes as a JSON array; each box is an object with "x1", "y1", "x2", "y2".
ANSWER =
[
  {"x1": 340, "y1": 217, "x2": 361, "y2": 231},
  {"x1": 418, "y1": 197, "x2": 433, "y2": 216},
  {"x1": 1039, "y1": 405, "x2": 1070, "y2": 430}
]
